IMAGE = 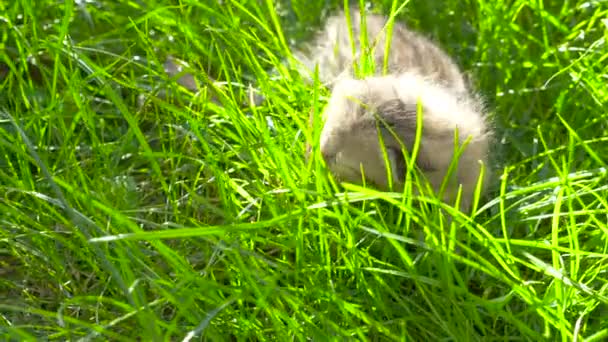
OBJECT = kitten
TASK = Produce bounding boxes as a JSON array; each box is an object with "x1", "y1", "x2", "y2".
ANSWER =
[
  {"x1": 296, "y1": 10, "x2": 491, "y2": 210},
  {"x1": 319, "y1": 73, "x2": 491, "y2": 210}
]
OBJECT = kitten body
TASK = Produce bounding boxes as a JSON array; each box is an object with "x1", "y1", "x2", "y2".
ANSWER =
[{"x1": 296, "y1": 10, "x2": 491, "y2": 210}]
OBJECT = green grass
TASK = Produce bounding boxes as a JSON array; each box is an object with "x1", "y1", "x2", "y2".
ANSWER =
[{"x1": 1, "y1": 0, "x2": 608, "y2": 340}]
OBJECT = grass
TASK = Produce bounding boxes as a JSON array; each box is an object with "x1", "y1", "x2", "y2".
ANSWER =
[{"x1": 1, "y1": 0, "x2": 607, "y2": 340}]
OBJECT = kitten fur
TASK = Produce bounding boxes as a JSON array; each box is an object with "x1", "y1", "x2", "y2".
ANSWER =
[
  {"x1": 296, "y1": 10, "x2": 491, "y2": 210},
  {"x1": 293, "y1": 10, "x2": 469, "y2": 93}
]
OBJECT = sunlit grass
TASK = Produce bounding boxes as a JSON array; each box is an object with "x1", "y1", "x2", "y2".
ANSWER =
[{"x1": 1, "y1": 0, "x2": 607, "y2": 340}]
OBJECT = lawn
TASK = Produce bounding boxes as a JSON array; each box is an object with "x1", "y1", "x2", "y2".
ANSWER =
[{"x1": 1, "y1": 0, "x2": 607, "y2": 340}]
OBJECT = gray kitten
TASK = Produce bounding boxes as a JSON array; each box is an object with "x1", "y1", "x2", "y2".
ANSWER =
[{"x1": 297, "y1": 10, "x2": 491, "y2": 210}]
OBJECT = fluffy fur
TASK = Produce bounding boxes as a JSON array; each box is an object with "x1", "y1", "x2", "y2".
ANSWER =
[
  {"x1": 319, "y1": 73, "x2": 491, "y2": 209},
  {"x1": 294, "y1": 10, "x2": 469, "y2": 93},
  {"x1": 297, "y1": 10, "x2": 492, "y2": 209}
]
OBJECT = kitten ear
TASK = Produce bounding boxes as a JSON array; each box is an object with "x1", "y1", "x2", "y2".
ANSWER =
[{"x1": 374, "y1": 99, "x2": 418, "y2": 131}]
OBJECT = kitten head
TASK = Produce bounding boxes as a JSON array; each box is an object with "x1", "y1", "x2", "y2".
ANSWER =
[{"x1": 315, "y1": 73, "x2": 491, "y2": 208}]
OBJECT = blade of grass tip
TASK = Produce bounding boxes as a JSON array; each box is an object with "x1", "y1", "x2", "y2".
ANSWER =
[
  {"x1": 447, "y1": 185, "x2": 463, "y2": 253},
  {"x1": 357, "y1": 2, "x2": 371, "y2": 77},
  {"x1": 500, "y1": 166, "x2": 513, "y2": 255},
  {"x1": 262, "y1": 0, "x2": 290, "y2": 56},
  {"x1": 0, "y1": 109, "x2": 160, "y2": 337},
  {"x1": 436, "y1": 127, "x2": 463, "y2": 208},
  {"x1": 344, "y1": 1, "x2": 356, "y2": 60},
  {"x1": 410, "y1": 99, "x2": 424, "y2": 187},
  {"x1": 383, "y1": 0, "x2": 412, "y2": 75},
  {"x1": 467, "y1": 159, "x2": 486, "y2": 217}
]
